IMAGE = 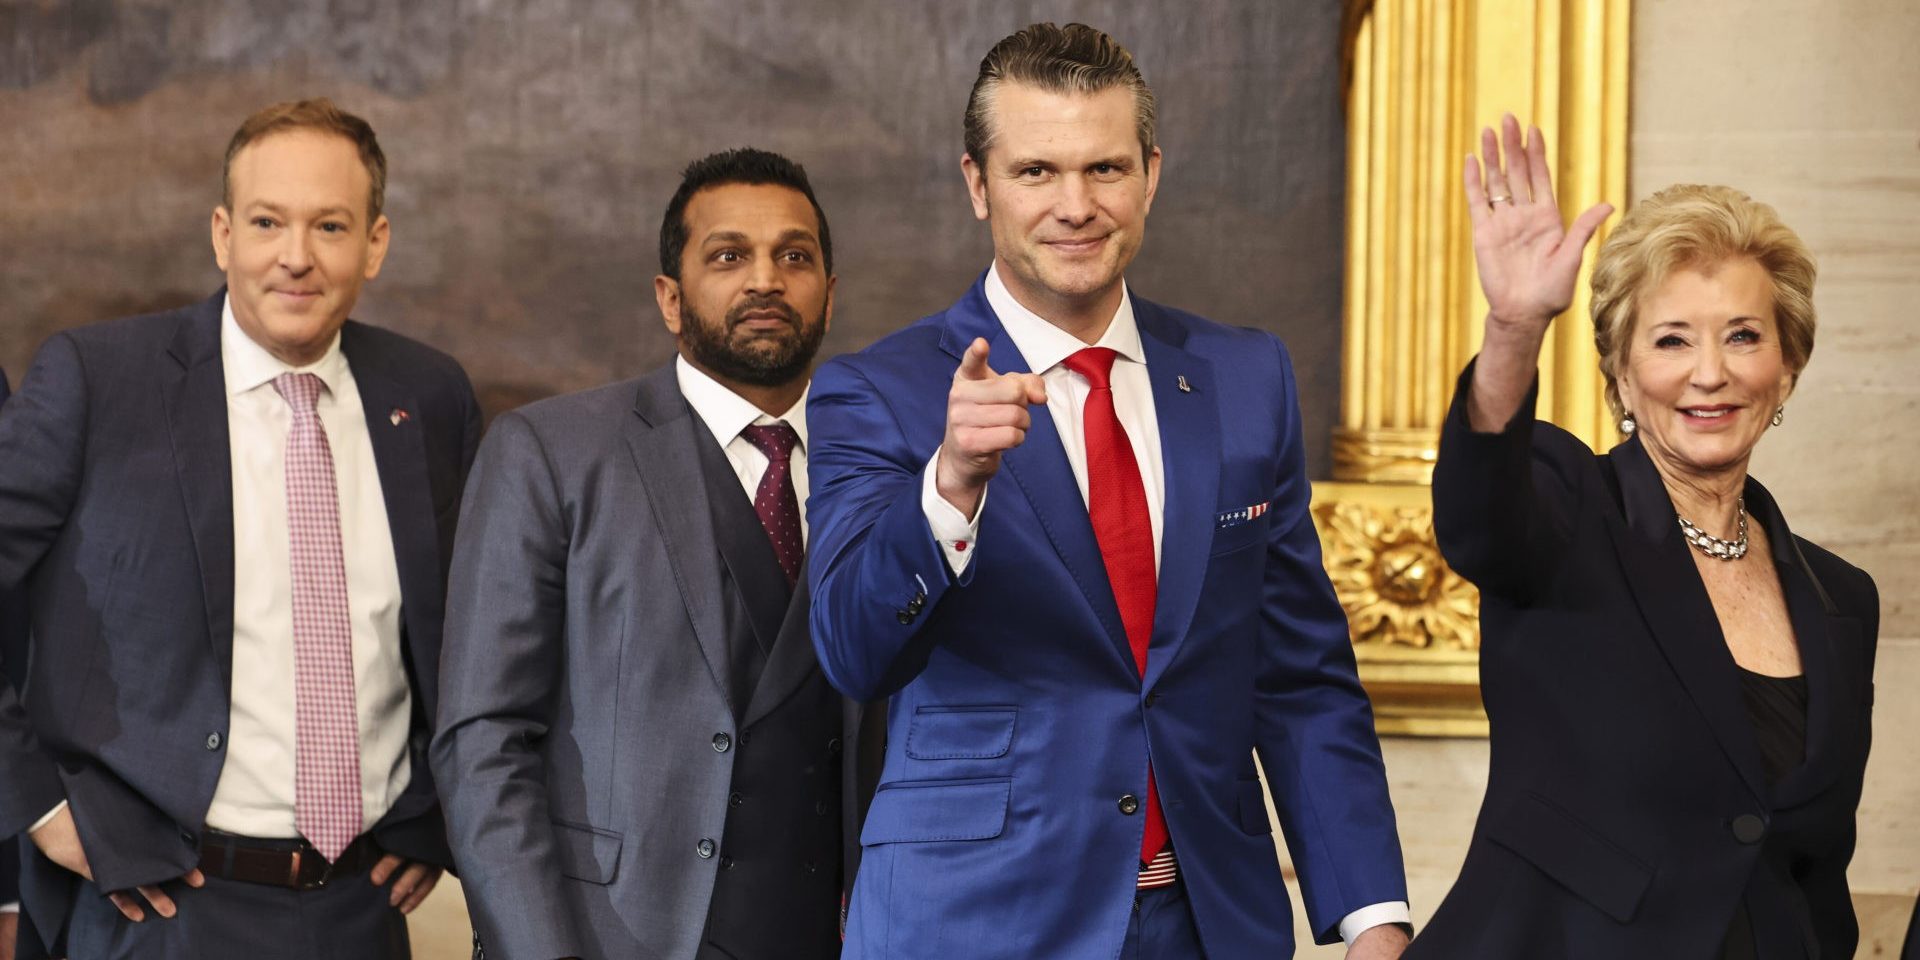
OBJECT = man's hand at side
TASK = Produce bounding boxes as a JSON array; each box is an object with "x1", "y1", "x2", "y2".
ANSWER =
[
  {"x1": 935, "y1": 337, "x2": 1047, "y2": 518},
  {"x1": 1347, "y1": 922, "x2": 1411, "y2": 959},
  {"x1": 369, "y1": 854, "x2": 442, "y2": 915},
  {"x1": 28, "y1": 805, "x2": 205, "y2": 921}
]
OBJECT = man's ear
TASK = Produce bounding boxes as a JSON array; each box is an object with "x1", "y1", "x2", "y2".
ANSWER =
[
  {"x1": 823, "y1": 274, "x2": 837, "y2": 334},
  {"x1": 211, "y1": 206, "x2": 233, "y2": 272},
  {"x1": 363, "y1": 214, "x2": 391, "y2": 280},
  {"x1": 654, "y1": 275, "x2": 684, "y2": 336},
  {"x1": 960, "y1": 152, "x2": 991, "y2": 222},
  {"x1": 1140, "y1": 146, "x2": 1163, "y2": 216}
]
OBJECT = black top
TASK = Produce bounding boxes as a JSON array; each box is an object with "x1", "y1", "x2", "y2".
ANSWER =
[{"x1": 1722, "y1": 667, "x2": 1810, "y2": 960}]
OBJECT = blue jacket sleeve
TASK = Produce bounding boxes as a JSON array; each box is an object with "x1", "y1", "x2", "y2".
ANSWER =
[
  {"x1": 805, "y1": 356, "x2": 970, "y2": 702},
  {"x1": 1249, "y1": 335, "x2": 1409, "y2": 944}
]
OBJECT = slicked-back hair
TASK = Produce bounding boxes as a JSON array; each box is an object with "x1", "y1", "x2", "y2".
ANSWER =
[
  {"x1": 659, "y1": 148, "x2": 833, "y2": 281},
  {"x1": 964, "y1": 22, "x2": 1157, "y2": 168},
  {"x1": 1590, "y1": 184, "x2": 1818, "y2": 422},
  {"x1": 223, "y1": 98, "x2": 387, "y2": 224}
]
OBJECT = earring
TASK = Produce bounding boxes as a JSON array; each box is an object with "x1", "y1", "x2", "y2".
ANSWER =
[
  {"x1": 1771, "y1": 406, "x2": 1784, "y2": 427},
  {"x1": 1619, "y1": 412, "x2": 1636, "y2": 435}
]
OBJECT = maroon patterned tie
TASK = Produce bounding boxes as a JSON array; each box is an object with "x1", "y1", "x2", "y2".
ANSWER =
[
  {"x1": 272, "y1": 372, "x2": 363, "y2": 863},
  {"x1": 739, "y1": 423, "x2": 804, "y2": 587}
]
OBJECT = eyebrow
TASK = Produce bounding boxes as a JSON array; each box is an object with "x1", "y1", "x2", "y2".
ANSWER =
[
  {"x1": 246, "y1": 201, "x2": 357, "y2": 222},
  {"x1": 1647, "y1": 315, "x2": 1765, "y2": 332},
  {"x1": 702, "y1": 228, "x2": 819, "y2": 246}
]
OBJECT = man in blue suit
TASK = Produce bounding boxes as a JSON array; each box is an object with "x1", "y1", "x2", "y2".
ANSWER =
[
  {"x1": 808, "y1": 22, "x2": 1410, "y2": 959},
  {"x1": 0, "y1": 99, "x2": 477, "y2": 959}
]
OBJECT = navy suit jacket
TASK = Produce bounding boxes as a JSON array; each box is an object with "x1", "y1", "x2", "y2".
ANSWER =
[
  {"x1": 0, "y1": 291, "x2": 480, "y2": 952},
  {"x1": 807, "y1": 278, "x2": 1407, "y2": 959},
  {"x1": 0, "y1": 369, "x2": 21, "y2": 911},
  {"x1": 1411, "y1": 361, "x2": 1878, "y2": 959}
]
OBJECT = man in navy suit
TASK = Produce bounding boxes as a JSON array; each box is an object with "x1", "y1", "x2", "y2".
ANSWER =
[
  {"x1": 807, "y1": 22, "x2": 1409, "y2": 960},
  {"x1": 0, "y1": 99, "x2": 479, "y2": 960}
]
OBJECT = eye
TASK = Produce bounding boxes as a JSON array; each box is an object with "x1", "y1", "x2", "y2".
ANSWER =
[
  {"x1": 1092, "y1": 163, "x2": 1116, "y2": 176},
  {"x1": 713, "y1": 249, "x2": 742, "y2": 264},
  {"x1": 782, "y1": 249, "x2": 814, "y2": 264},
  {"x1": 1655, "y1": 334, "x2": 1688, "y2": 348},
  {"x1": 1727, "y1": 327, "x2": 1760, "y2": 344},
  {"x1": 319, "y1": 222, "x2": 347, "y2": 234},
  {"x1": 251, "y1": 217, "x2": 277, "y2": 230},
  {"x1": 1018, "y1": 166, "x2": 1047, "y2": 179}
]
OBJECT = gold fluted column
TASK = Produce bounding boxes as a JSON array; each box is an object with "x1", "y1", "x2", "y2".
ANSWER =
[{"x1": 1315, "y1": 0, "x2": 1629, "y2": 736}]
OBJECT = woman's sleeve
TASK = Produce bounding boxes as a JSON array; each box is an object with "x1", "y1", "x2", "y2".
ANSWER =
[{"x1": 1431, "y1": 357, "x2": 1588, "y2": 602}]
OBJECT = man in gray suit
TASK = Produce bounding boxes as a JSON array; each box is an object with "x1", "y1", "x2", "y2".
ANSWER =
[{"x1": 433, "y1": 148, "x2": 850, "y2": 960}]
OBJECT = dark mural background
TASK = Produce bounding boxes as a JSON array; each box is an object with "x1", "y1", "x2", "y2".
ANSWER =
[{"x1": 0, "y1": 0, "x2": 1346, "y2": 476}]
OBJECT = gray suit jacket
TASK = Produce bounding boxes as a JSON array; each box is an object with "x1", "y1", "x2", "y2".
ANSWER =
[{"x1": 433, "y1": 366, "x2": 848, "y2": 960}]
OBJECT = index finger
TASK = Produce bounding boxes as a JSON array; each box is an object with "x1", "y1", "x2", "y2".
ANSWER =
[{"x1": 955, "y1": 338, "x2": 995, "y2": 382}]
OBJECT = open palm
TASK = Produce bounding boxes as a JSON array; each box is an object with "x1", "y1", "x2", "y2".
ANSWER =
[{"x1": 1466, "y1": 114, "x2": 1613, "y2": 331}]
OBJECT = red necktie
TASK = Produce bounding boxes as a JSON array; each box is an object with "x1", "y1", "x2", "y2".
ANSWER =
[
  {"x1": 272, "y1": 372, "x2": 363, "y2": 863},
  {"x1": 1061, "y1": 347, "x2": 1167, "y2": 865},
  {"x1": 740, "y1": 422, "x2": 804, "y2": 587}
]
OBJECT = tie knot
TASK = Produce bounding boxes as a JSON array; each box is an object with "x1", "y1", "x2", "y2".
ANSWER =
[
  {"x1": 740, "y1": 422, "x2": 800, "y2": 461},
  {"x1": 1062, "y1": 347, "x2": 1120, "y2": 389},
  {"x1": 272, "y1": 372, "x2": 325, "y2": 414}
]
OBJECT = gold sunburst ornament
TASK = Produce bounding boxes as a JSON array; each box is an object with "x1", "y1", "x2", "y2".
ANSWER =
[{"x1": 1314, "y1": 500, "x2": 1479, "y2": 650}]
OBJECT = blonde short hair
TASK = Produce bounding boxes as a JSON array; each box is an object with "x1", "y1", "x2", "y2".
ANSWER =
[
  {"x1": 1589, "y1": 184, "x2": 1817, "y2": 420},
  {"x1": 223, "y1": 98, "x2": 387, "y2": 223}
]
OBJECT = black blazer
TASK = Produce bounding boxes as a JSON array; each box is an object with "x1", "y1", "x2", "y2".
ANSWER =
[
  {"x1": 0, "y1": 291, "x2": 480, "y2": 955},
  {"x1": 0, "y1": 369, "x2": 21, "y2": 912},
  {"x1": 1408, "y1": 362, "x2": 1879, "y2": 960}
]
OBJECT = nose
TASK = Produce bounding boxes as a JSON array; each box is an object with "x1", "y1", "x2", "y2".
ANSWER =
[
  {"x1": 279, "y1": 227, "x2": 314, "y2": 275},
  {"x1": 1690, "y1": 339, "x2": 1730, "y2": 392},
  {"x1": 744, "y1": 252, "x2": 786, "y2": 296},
  {"x1": 1054, "y1": 174, "x2": 1097, "y2": 228}
]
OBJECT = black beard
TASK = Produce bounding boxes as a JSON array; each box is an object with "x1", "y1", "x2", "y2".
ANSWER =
[{"x1": 678, "y1": 294, "x2": 826, "y2": 388}]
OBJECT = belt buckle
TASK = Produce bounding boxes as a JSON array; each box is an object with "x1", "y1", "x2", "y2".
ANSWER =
[{"x1": 288, "y1": 847, "x2": 336, "y2": 890}]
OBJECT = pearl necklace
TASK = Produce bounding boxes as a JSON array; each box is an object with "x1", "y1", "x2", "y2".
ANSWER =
[{"x1": 1677, "y1": 498, "x2": 1748, "y2": 561}]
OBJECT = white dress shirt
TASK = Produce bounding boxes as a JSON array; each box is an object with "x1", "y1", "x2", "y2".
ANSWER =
[
  {"x1": 676, "y1": 356, "x2": 809, "y2": 540},
  {"x1": 918, "y1": 263, "x2": 1411, "y2": 946},
  {"x1": 208, "y1": 296, "x2": 413, "y2": 839}
]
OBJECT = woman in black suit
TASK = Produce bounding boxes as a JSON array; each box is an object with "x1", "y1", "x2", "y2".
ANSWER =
[{"x1": 1406, "y1": 115, "x2": 1880, "y2": 959}]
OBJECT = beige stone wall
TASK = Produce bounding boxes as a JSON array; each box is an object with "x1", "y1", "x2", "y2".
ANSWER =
[{"x1": 1287, "y1": 0, "x2": 1920, "y2": 954}]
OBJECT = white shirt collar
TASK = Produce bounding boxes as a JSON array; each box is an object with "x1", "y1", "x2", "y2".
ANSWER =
[
  {"x1": 674, "y1": 355, "x2": 809, "y2": 452},
  {"x1": 220, "y1": 294, "x2": 349, "y2": 398},
  {"x1": 982, "y1": 261, "x2": 1144, "y2": 374}
]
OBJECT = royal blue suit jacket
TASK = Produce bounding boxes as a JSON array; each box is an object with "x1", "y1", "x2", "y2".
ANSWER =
[{"x1": 807, "y1": 278, "x2": 1407, "y2": 959}]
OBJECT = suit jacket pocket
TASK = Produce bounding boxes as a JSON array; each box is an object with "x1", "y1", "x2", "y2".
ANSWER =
[
  {"x1": 1235, "y1": 777, "x2": 1273, "y2": 835},
  {"x1": 860, "y1": 777, "x2": 1010, "y2": 845},
  {"x1": 550, "y1": 819, "x2": 623, "y2": 884},
  {"x1": 1486, "y1": 791, "x2": 1653, "y2": 924},
  {"x1": 905, "y1": 706, "x2": 1017, "y2": 760},
  {"x1": 1209, "y1": 511, "x2": 1270, "y2": 557}
]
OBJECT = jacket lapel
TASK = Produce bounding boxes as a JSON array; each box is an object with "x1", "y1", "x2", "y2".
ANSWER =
[
  {"x1": 743, "y1": 571, "x2": 818, "y2": 728},
  {"x1": 626, "y1": 368, "x2": 738, "y2": 713},
  {"x1": 1602, "y1": 436, "x2": 1769, "y2": 804},
  {"x1": 1135, "y1": 302, "x2": 1218, "y2": 692},
  {"x1": 160, "y1": 292, "x2": 236, "y2": 686},
  {"x1": 939, "y1": 281, "x2": 1135, "y2": 673},
  {"x1": 341, "y1": 326, "x2": 442, "y2": 703},
  {"x1": 1747, "y1": 481, "x2": 1848, "y2": 808}
]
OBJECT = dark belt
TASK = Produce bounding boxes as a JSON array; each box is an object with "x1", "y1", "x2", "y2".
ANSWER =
[{"x1": 196, "y1": 830, "x2": 382, "y2": 890}]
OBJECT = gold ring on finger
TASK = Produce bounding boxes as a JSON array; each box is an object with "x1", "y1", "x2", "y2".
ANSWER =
[{"x1": 1488, "y1": 194, "x2": 1513, "y2": 204}]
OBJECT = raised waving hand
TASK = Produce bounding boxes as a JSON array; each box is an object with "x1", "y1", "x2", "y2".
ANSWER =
[{"x1": 1464, "y1": 113, "x2": 1614, "y2": 430}]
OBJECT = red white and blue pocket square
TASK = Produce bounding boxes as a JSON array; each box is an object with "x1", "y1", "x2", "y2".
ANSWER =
[{"x1": 1215, "y1": 501, "x2": 1272, "y2": 529}]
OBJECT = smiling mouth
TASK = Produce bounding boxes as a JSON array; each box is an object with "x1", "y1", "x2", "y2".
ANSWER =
[{"x1": 1680, "y1": 406, "x2": 1740, "y2": 420}]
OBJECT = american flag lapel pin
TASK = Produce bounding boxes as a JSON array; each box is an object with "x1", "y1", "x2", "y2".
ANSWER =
[
  {"x1": 1176, "y1": 375, "x2": 1191, "y2": 393},
  {"x1": 390, "y1": 408, "x2": 410, "y2": 426}
]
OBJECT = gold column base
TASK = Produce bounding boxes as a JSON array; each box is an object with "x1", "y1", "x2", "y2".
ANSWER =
[
  {"x1": 1331, "y1": 426, "x2": 1439, "y2": 485},
  {"x1": 1310, "y1": 479, "x2": 1487, "y2": 737}
]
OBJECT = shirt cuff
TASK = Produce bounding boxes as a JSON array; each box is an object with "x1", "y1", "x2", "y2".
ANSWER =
[
  {"x1": 0, "y1": 901, "x2": 18, "y2": 914},
  {"x1": 1339, "y1": 901, "x2": 1412, "y2": 946},
  {"x1": 29, "y1": 799, "x2": 68, "y2": 835},
  {"x1": 920, "y1": 447, "x2": 984, "y2": 575}
]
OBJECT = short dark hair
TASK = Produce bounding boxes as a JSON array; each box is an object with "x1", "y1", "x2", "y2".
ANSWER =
[
  {"x1": 223, "y1": 98, "x2": 387, "y2": 223},
  {"x1": 658, "y1": 148, "x2": 833, "y2": 281},
  {"x1": 964, "y1": 22, "x2": 1157, "y2": 167}
]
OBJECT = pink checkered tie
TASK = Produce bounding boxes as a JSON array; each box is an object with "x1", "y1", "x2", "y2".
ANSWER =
[{"x1": 272, "y1": 372, "x2": 363, "y2": 863}]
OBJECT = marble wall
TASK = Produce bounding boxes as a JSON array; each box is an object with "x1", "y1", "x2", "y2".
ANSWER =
[{"x1": 1283, "y1": 0, "x2": 1920, "y2": 955}]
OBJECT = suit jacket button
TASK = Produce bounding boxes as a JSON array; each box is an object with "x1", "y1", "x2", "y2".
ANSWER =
[
  {"x1": 828, "y1": 737, "x2": 843, "y2": 754},
  {"x1": 1118, "y1": 794, "x2": 1140, "y2": 815},
  {"x1": 896, "y1": 611, "x2": 913, "y2": 624},
  {"x1": 1144, "y1": 692, "x2": 1160, "y2": 708},
  {"x1": 729, "y1": 792, "x2": 744, "y2": 808},
  {"x1": 1730, "y1": 814, "x2": 1766, "y2": 844},
  {"x1": 712, "y1": 732, "x2": 732, "y2": 753},
  {"x1": 205, "y1": 732, "x2": 222, "y2": 751},
  {"x1": 719, "y1": 856, "x2": 735, "y2": 870},
  {"x1": 908, "y1": 596, "x2": 925, "y2": 613},
  {"x1": 697, "y1": 838, "x2": 716, "y2": 859}
]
